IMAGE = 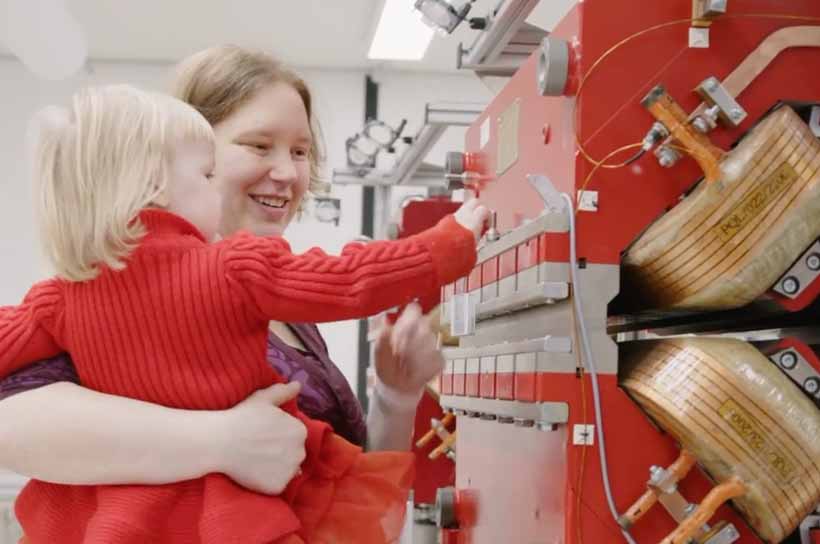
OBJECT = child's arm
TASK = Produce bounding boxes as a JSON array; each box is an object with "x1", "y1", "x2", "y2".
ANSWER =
[
  {"x1": 0, "y1": 280, "x2": 63, "y2": 376},
  {"x1": 224, "y1": 214, "x2": 477, "y2": 324}
]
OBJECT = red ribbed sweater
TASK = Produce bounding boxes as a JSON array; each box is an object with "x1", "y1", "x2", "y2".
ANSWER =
[{"x1": 0, "y1": 209, "x2": 476, "y2": 543}]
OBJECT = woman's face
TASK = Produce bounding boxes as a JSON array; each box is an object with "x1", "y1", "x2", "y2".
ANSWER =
[{"x1": 212, "y1": 82, "x2": 312, "y2": 238}]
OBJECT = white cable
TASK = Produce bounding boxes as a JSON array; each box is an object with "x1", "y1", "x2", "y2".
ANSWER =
[{"x1": 559, "y1": 193, "x2": 638, "y2": 544}]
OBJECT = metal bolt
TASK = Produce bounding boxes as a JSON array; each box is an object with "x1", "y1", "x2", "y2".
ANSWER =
[
  {"x1": 779, "y1": 351, "x2": 798, "y2": 370},
  {"x1": 781, "y1": 276, "x2": 800, "y2": 295},
  {"x1": 692, "y1": 116, "x2": 711, "y2": 134},
  {"x1": 804, "y1": 377, "x2": 820, "y2": 395},
  {"x1": 806, "y1": 252, "x2": 820, "y2": 271},
  {"x1": 729, "y1": 107, "x2": 744, "y2": 120},
  {"x1": 657, "y1": 147, "x2": 680, "y2": 168},
  {"x1": 705, "y1": 79, "x2": 719, "y2": 92}
]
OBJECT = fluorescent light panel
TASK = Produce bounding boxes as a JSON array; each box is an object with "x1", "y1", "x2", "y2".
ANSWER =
[{"x1": 368, "y1": 0, "x2": 435, "y2": 60}]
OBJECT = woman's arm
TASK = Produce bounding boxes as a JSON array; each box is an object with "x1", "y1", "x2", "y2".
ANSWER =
[
  {"x1": 366, "y1": 384, "x2": 419, "y2": 451},
  {"x1": 366, "y1": 303, "x2": 444, "y2": 451},
  {"x1": 0, "y1": 362, "x2": 307, "y2": 494}
]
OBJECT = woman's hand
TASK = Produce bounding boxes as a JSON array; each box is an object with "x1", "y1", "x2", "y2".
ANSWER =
[
  {"x1": 214, "y1": 382, "x2": 307, "y2": 494},
  {"x1": 373, "y1": 302, "x2": 443, "y2": 398}
]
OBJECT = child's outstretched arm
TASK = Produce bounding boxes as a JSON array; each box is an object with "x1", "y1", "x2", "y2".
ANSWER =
[
  {"x1": 224, "y1": 202, "x2": 487, "y2": 324},
  {"x1": 0, "y1": 280, "x2": 63, "y2": 376}
]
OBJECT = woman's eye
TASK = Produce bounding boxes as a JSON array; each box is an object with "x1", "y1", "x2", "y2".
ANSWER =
[{"x1": 292, "y1": 148, "x2": 309, "y2": 160}]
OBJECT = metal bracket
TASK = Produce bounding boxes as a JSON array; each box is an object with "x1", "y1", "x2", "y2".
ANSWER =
[
  {"x1": 477, "y1": 212, "x2": 569, "y2": 264},
  {"x1": 331, "y1": 102, "x2": 484, "y2": 188},
  {"x1": 768, "y1": 347, "x2": 820, "y2": 402},
  {"x1": 692, "y1": 0, "x2": 728, "y2": 27},
  {"x1": 458, "y1": 1, "x2": 545, "y2": 75},
  {"x1": 772, "y1": 239, "x2": 820, "y2": 300},
  {"x1": 526, "y1": 174, "x2": 569, "y2": 214},
  {"x1": 695, "y1": 76, "x2": 747, "y2": 127}
]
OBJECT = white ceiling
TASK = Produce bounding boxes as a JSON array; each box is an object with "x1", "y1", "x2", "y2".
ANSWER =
[{"x1": 1, "y1": 0, "x2": 577, "y2": 72}]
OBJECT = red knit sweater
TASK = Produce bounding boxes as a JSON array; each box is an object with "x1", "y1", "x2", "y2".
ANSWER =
[{"x1": 0, "y1": 209, "x2": 476, "y2": 543}]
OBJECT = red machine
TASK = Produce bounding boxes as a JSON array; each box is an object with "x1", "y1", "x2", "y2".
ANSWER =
[{"x1": 421, "y1": 1, "x2": 820, "y2": 543}]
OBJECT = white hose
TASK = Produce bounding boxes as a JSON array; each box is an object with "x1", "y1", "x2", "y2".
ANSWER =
[{"x1": 559, "y1": 193, "x2": 638, "y2": 544}]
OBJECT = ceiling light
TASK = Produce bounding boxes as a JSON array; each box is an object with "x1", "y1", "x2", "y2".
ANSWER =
[{"x1": 368, "y1": 0, "x2": 435, "y2": 61}]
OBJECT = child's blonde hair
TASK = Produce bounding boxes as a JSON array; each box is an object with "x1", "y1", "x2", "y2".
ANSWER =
[{"x1": 29, "y1": 84, "x2": 214, "y2": 281}]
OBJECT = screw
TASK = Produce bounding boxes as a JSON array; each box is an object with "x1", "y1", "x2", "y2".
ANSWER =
[
  {"x1": 779, "y1": 351, "x2": 798, "y2": 370},
  {"x1": 781, "y1": 276, "x2": 800, "y2": 295},
  {"x1": 658, "y1": 147, "x2": 679, "y2": 168},
  {"x1": 692, "y1": 117, "x2": 711, "y2": 133},
  {"x1": 804, "y1": 377, "x2": 820, "y2": 395},
  {"x1": 705, "y1": 79, "x2": 719, "y2": 92},
  {"x1": 806, "y1": 252, "x2": 820, "y2": 271},
  {"x1": 730, "y1": 107, "x2": 744, "y2": 120}
]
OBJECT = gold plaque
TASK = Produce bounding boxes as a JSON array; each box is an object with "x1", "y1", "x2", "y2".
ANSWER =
[{"x1": 715, "y1": 162, "x2": 798, "y2": 243}]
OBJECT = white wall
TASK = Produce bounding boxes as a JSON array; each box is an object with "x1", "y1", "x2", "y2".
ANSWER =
[{"x1": 0, "y1": 58, "x2": 491, "y2": 389}]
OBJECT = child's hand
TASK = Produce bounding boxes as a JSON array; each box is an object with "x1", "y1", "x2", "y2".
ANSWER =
[{"x1": 454, "y1": 199, "x2": 490, "y2": 242}]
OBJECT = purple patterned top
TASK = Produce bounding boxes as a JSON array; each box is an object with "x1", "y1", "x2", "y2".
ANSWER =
[{"x1": 0, "y1": 323, "x2": 367, "y2": 447}]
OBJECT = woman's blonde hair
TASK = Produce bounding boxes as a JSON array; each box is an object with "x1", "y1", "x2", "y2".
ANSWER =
[
  {"x1": 170, "y1": 45, "x2": 327, "y2": 197},
  {"x1": 30, "y1": 84, "x2": 214, "y2": 281}
]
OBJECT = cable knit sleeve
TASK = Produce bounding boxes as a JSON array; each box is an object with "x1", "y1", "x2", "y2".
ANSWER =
[
  {"x1": 0, "y1": 280, "x2": 64, "y2": 378},
  {"x1": 223, "y1": 214, "x2": 476, "y2": 323}
]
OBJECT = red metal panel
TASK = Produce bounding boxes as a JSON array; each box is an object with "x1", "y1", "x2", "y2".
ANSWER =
[
  {"x1": 514, "y1": 372, "x2": 536, "y2": 402},
  {"x1": 499, "y1": 248, "x2": 517, "y2": 281},
  {"x1": 464, "y1": 0, "x2": 820, "y2": 266},
  {"x1": 481, "y1": 257, "x2": 498, "y2": 287},
  {"x1": 479, "y1": 369, "x2": 495, "y2": 399},
  {"x1": 495, "y1": 372, "x2": 514, "y2": 400},
  {"x1": 465, "y1": 373, "x2": 480, "y2": 398},
  {"x1": 452, "y1": 372, "x2": 466, "y2": 396}
]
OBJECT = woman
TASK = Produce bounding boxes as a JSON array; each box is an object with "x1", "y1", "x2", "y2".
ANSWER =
[{"x1": 0, "y1": 45, "x2": 447, "y2": 504}]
